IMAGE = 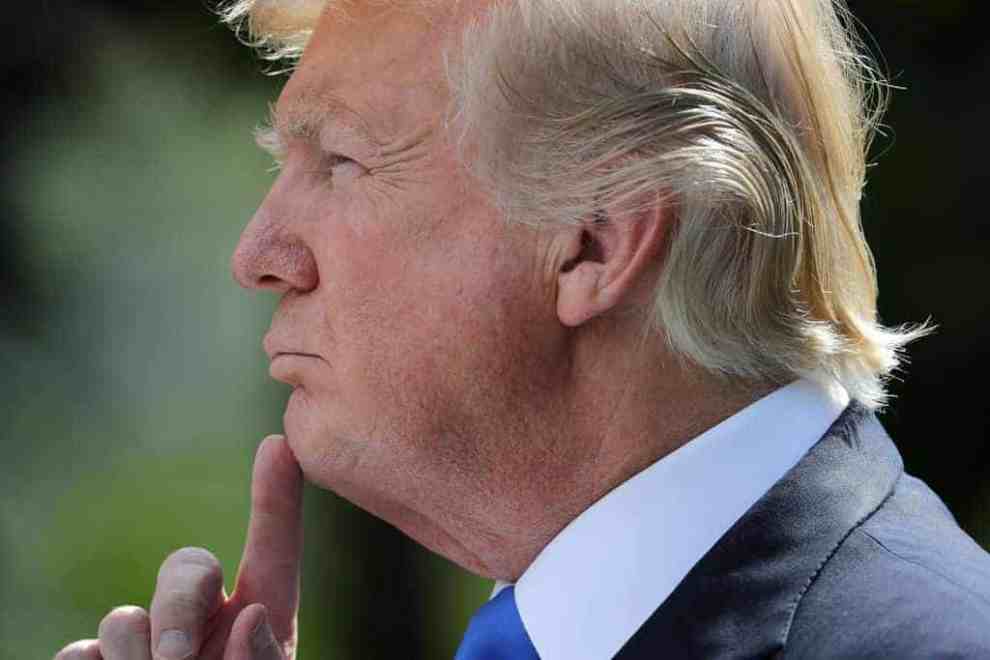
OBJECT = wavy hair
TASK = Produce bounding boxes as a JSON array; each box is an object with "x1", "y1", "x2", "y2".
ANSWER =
[{"x1": 221, "y1": 0, "x2": 930, "y2": 408}]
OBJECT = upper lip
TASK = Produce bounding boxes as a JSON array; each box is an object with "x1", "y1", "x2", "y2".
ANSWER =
[{"x1": 263, "y1": 333, "x2": 322, "y2": 362}]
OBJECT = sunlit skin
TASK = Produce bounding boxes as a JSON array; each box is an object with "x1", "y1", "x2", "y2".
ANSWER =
[
  {"x1": 234, "y1": 1, "x2": 752, "y2": 579},
  {"x1": 231, "y1": 0, "x2": 771, "y2": 583},
  {"x1": 236, "y1": 1, "x2": 605, "y2": 579},
  {"x1": 56, "y1": 2, "x2": 772, "y2": 658}
]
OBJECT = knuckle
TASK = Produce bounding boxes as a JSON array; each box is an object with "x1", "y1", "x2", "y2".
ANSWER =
[
  {"x1": 155, "y1": 587, "x2": 212, "y2": 617},
  {"x1": 98, "y1": 605, "x2": 150, "y2": 642}
]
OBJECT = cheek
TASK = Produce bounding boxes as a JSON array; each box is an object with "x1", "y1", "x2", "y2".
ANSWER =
[
  {"x1": 294, "y1": 190, "x2": 558, "y2": 446},
  {"x1": 373, "y1": 251, "x2": 555, "y2": 420},
  {"x1": 316, "y1": 250, "x2": 494, "y2": 430}
]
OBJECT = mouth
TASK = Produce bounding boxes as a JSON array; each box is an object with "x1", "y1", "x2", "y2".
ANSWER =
[
  {"x1": 271, "y1": 351, "x2": 322, "y2": 361},
  {"x1": 268, "y1": 352, "x2": 326, "y2": 388},
  {"x1": 263, "y1": 331, "x2": 323, "y2": 361}
]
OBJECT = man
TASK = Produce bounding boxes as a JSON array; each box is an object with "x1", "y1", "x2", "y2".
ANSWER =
[{"x1": 56, "y1": 0, "x2": 990, "y2": 658}]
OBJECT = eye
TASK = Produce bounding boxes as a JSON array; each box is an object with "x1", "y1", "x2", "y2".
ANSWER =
[{"x1": 319, "y1": 154, "x2": 364, "y2": 182}]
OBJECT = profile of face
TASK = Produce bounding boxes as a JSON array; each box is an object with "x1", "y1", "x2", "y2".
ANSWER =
[{"x1": 230, "y1": 3, "x2": 580, "y2": 576}]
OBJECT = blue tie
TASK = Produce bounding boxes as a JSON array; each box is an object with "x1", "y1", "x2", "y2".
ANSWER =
[{"x1": 454, "y1": 585, "x2": 540, "y2": 659}]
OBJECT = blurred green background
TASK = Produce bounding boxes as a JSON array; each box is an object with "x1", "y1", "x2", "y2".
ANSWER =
[{"x1": 1, "y1": 2, "x2": 987, "y2": 658}]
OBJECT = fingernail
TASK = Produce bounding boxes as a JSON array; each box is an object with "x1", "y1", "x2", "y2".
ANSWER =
[
  {"x1": 252, "y1": 611, "x2": 277, "y2": 652},
  {"x1": 156, "y1": 629, "x2": 192, "y2": 659}
]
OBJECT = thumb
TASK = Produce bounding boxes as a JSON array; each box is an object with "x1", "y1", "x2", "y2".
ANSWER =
[{"x1": 231, "y1": 435, "x2": 304, "y2": 646}]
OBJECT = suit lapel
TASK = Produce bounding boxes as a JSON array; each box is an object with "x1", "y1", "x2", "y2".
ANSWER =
[{"x1": 614, "y1": 404, "x2": 903, "y2": 659}]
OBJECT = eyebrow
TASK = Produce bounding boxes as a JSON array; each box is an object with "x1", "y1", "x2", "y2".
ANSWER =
[
  {"x1": 255, "y1": 96, "x2": 382, "y2": 158},
  {"x1": 255, "y1": 121, "x2": 287, "y2": 161}
]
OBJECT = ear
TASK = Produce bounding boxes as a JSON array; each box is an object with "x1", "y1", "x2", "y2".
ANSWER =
[{"x1": 555, "y1": 199, "x2": 669, "y2": 327}]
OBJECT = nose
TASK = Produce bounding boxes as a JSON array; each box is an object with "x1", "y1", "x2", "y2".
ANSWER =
[{"x1": 231, "y1": 209, "x2": 318, "y2": 294}]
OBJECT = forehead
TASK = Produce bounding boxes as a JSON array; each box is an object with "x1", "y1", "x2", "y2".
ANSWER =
[{"x1": 276, "y1": 2, "x2": 460, "y2": 139}]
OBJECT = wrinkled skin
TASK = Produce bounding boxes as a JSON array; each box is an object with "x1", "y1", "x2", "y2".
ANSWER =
[
  {"x1": 57, "y1": 2, "x2": 572, "y2": 658},
  {"x1": 54, "y1": 0, "x2": 770, "y2": 656},
  {"x1": 230, "y1": 1, "x2": 580, "y2": 578}
]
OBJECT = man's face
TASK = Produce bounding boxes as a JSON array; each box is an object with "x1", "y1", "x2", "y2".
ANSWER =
[{"x1": 231, "y1": 3, "x2": 576, "y2": 575}]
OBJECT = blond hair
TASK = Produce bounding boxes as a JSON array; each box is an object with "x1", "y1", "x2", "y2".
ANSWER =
[
  {"x1": 220, "y1": 0, "x2": 930, "y2": 409},
  {"x1": 219, "y1": 0, "x2": 325, "y2": 62}
]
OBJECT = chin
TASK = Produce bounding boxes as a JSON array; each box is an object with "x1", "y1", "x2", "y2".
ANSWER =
[
  {"x1": 277, "y1": 390, "x2": 499, "y2": 576},
  {"x1": 280, "y1": 389, "x2": 363, "y2": 494},
  {"x1": 280, "y1": 389, "x2": 327, "y2": 480}
]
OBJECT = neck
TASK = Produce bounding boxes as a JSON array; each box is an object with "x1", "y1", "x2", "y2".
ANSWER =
[{"x1": 488, "y1": 318, "x2": 776, "y2": 581}]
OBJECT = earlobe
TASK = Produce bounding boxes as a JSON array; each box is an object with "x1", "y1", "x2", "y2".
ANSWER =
[
  {"x1": 558, "y1": 260, "x2": 608, "y2": 327},
  {"x1": 555, "y1": 225, "x2": 608, "y2": 327}
]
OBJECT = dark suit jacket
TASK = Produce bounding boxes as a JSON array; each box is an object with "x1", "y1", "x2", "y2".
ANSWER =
[{"x1": 615, "y1": 404, "x2": 990, "y2": 659}]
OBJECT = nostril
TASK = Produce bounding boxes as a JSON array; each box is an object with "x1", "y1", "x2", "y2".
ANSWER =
[{"x1": 258, "y1": 275, "x2": 282, "y2": 288}]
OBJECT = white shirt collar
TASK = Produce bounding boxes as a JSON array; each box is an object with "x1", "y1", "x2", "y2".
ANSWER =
[{"x1": 495, "y1": 379, "x2": 849, "y2": 660}]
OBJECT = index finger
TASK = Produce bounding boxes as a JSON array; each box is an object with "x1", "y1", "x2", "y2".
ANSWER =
[{"x1": 230, "y1": 434, "x2": 304, "y2": 642}]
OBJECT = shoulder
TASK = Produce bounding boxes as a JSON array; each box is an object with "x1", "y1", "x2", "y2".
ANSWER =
[{"x1": 783, "y1": 473, "x2": 990, "y2": 659}]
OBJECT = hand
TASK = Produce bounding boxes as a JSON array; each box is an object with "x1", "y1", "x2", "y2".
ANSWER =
[{"x1": 55, "y1": 435, "x2": 304, "y2": 660}]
